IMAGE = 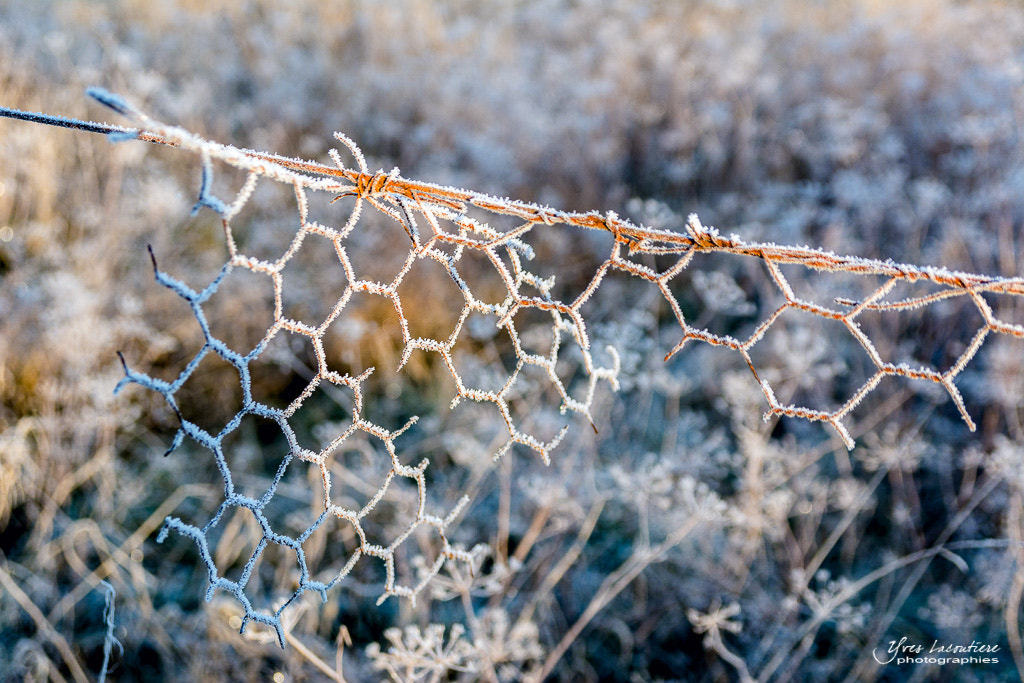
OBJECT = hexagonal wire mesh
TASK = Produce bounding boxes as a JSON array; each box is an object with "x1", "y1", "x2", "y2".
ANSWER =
[{"x1": 5, "y1": 89, "x2": 1022, "y2": 646}]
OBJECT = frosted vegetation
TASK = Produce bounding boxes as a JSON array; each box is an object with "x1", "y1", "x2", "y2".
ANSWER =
[{"x1": 2, "y1": 0, "x2": 1024, "y2": 680}]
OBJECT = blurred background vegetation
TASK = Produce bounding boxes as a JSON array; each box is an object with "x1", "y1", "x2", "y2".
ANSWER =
[{"x1": 2, "y1": 0, "x2": 1024, "y2": 680}]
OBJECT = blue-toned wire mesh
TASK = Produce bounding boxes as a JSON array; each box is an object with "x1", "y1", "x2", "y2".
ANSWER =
[
  {"x1": 112, "y1": 198, "x2": 595, "y2": 644},
  {"x1": 110, "y1": 105, "x2": 621, "y2": 646}
]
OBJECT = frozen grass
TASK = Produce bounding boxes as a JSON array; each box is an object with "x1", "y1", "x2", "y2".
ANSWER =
[{"x1": 2, "y1": 0, "x2": 1024, "y2": 680}]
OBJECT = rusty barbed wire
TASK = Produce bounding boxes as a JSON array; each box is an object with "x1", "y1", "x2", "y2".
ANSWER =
[{"x1": 77, "y1": 88, "x2": 1024, "y2": 449}]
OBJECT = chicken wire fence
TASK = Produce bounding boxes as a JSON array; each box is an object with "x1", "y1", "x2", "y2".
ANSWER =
[{"x1": 5, "y1": 89, "x2": 1024, "y2": 647}]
